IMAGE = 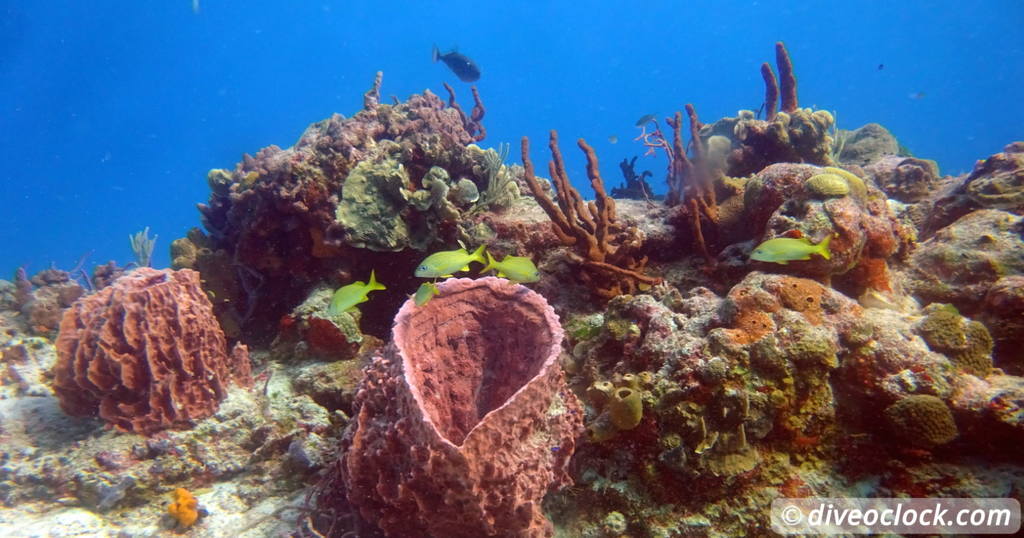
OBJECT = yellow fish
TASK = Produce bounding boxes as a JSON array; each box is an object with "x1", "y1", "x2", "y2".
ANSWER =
[
  {"x1": 328, "y1": 270, "x2": 386, "y2": 315},
  {"x1": 413, "y1": 281, "x2": 440, "y2": 306},
  {"x1": 481, "y1": 251, "x2": 540, "y2": 283},
  {"x1": 414, "y1": 245, "x2": 486, "y2": 278},
  {"x1": 750, "y1": 235, "x2": 832, "y2": 265}
]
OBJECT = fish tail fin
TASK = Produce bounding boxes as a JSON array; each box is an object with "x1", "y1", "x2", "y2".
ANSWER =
[
  {"x1": 481, "y1": 250, "x2": 497, "y2": 274},
  {"x1": 432, "y1": 44, "x2": 440, "y2": 62},
  {"x1": 368, "y1": 270, "x2": 386, "y2": 291},
  {"x1": 817, "y1": 234, "x2": 833, "y2": 260},
  {"x1": 469, "y1": 244, "x2": 487, "y2": 265}
]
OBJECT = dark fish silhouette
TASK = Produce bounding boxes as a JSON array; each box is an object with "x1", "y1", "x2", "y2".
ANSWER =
[
  {"x1": 432, "y1": 45, "x2": 481, "y2": 82},
  {"x1": 635, "y1": 114, "x2": 656, "y2": 126}
]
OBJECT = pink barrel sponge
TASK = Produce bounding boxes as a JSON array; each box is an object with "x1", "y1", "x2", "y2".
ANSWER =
[
  {"x1": 53, "y1": 268, "x2": 252, "y2": 434},
  {"x1": 337, "y1": 277, "x2": 583, "y2": 537}
]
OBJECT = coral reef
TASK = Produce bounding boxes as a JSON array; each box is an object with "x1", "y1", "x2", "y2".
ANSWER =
[
  {"x1": 865, "y1": 155, "x2": 942, "y2": 203},
  {"x1": 914, "y1": 303, "x2": 993, "y2": 377},
  {"x1": 11, "y1": 267, "x2": 84, "y2": 336},
  {"x1": 53, "y1": 268, "x2": 252, "y2": 434},
  {"x1": 979, "y1": 275, "x2": 1024, "y2": 373},
  {"x1": 271, "y1": 286, "x2": 367, "y2": 361},
  {"x1": 322, "y1": 277, "x2": 582, "y2": 537},
  {"x1": 3, "y1": 42, "x2": 1024, "y2": 538},
  {"x1": 740, "y1": 163, "x2": 910, "y2": 293},
  {"x1": 0, "y1": 331, "x2": 338, "y2": 535},
  {"x1": 178, "y1": 73, "x2": 507, "y2": 340}
]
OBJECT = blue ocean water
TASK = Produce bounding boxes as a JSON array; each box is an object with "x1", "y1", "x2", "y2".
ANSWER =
[{"x1": 2, "y1": 1, "x2": 1022, "y2": 275}]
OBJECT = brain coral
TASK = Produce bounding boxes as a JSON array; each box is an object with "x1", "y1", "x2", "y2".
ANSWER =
[
  {"x1": 53, "y1": 268, "x2": 252, "y2": 434},
  {"x1": 914, "y1": 304, "x2": 993, "y2": 378},
  {"x1": 330, "y1": 277, "x2": 582, "y2": 537},
  {"x1": 884, "y1": 394, "x2": 958, "y2": 448}
]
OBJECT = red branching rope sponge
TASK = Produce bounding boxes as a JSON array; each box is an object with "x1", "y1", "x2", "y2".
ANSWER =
[{"x1": 521, "y1": 131, "x2": 661, "y2": 298}]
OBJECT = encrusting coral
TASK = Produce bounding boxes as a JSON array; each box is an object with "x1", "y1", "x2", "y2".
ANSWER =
[{"x1": 53, "y1": 268, "x2": 252, "y2": 434}]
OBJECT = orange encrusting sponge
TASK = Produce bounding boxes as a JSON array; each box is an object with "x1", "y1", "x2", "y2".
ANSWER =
[{"x1": 168, "y1": 488, "x2": 199, "y2": 527}]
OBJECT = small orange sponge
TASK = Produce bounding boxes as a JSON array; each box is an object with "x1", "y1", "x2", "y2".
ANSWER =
[{"x1": 168, "y1": 488, "x2": 199, "y2": 527}]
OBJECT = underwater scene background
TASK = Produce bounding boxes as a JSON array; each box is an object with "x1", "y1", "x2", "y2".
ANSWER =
[{"x1": 1, "y1": 1, "x2": 1023, "y2": 537}]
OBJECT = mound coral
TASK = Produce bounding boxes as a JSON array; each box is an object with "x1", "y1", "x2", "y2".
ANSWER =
[
  {"x1": 884, "y1": 395, "x2": 958, "y2": 448},
  {"x1": 914, "y1": 304, "x2": 993, "y2": 377},
  {"x1": 326, "y1": 277, "x2": 582, "y2": 537},
  {"x1": 53, "y1": 268, "x2": 252, "y2": 434}
]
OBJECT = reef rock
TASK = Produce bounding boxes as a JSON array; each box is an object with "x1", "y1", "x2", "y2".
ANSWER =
[
  {"x1": 904, "y1": 209, "x2": 1024, "y2": 315},
  {"x1": 921, "y1": 142, "x2": 1024, "y2": 236},
  {"x1": 743, "y1": 163, "x2": 908, "y2": 285},
  {"x1": 978, "y1": 275, "x2": 1024, "y2": 374},
  {"x1": 328, "y1": 277, "x2": 582, "y2": 537},
  {"x1": 964, "y1": 141, "x2": 1024, "y2": 211},
  {"x1": 836, "y1": 123, "x2": 900, "y2": 167},
  {"x1": 53, "y1": 268, "x2": 252, "y2": 434},
  {"x1": 865, "y1": 155, "x2": 942, "y2": 203}
]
